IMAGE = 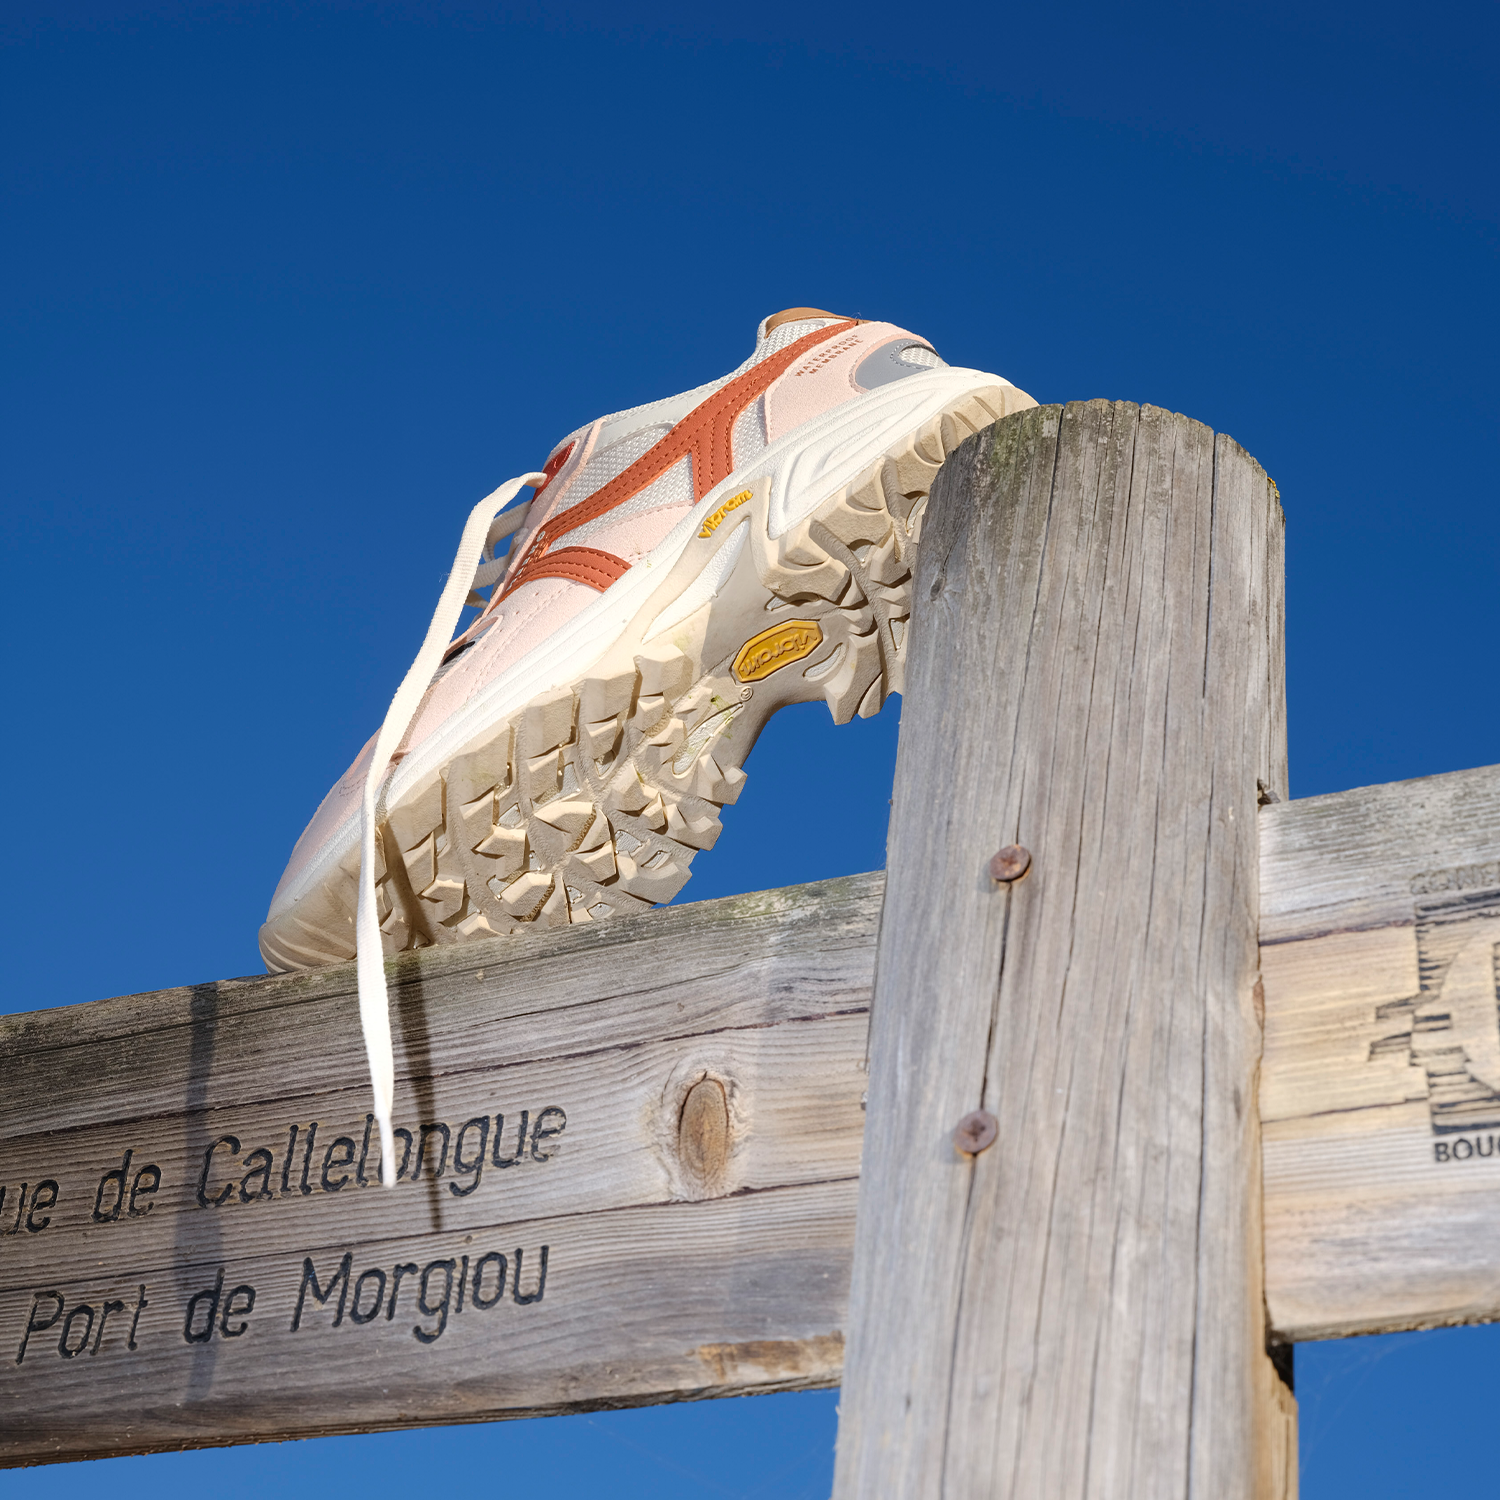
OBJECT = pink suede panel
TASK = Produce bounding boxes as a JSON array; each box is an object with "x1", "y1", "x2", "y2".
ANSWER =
[
  {"x1": 400, "y1": 575, "x2": 596, "y2": 754},
  {"x1": 271, "y1": 731, "x2": 376, "y2": 908},
  {"x1": 762, "y1": 321, "x2": 918, "y2": 444},
  {"x1": 412, "y1": 494, "x2": 691, "y2": 751},
  {"x1": 583, "y1": 507, "x2": 685, "y2": 569},
  {"x1": 273, "y1": 571, "x2": 602, "y2": 909}
]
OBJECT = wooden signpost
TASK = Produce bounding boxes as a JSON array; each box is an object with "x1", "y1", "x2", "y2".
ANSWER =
[
  {"x1": 0, "y1": 878, "x2": 876, "y2": 1461},
  {"x1": 6, "y1": 400, "x2": 1500, "y2": 1492}
]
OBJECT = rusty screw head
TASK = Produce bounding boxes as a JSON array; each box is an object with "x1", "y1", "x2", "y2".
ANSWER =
[
  {"x1": 953, "y1": 1109, "x2": 999, "y2": 1156},
  {"x1": 989, "y1": 844, "x2": 1032, "y2": 883}
]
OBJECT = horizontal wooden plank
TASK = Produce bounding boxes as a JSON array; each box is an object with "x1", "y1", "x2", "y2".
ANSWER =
[
  {"x1": 1261, "y1": 762, "x2": 1500, "y2": 944},
  {"x1": 1260, "y1": 763, "x2": 1500, "y2": 1341},
  {"x1": 0, "y1": 874, "x2": 879, "y2": 1466},
  {"x1": 0, "y1": 1184, "x2": 855, "y2": 1461},
  {"x1": 14, "y1": 760, "x2": 1500, "y2": 1464},
  {"x1": 4, "y1": 874, "x2": 876, "y2": 1137}
]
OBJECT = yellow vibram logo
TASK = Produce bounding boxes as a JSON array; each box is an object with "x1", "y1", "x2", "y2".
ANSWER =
[
  {"x1": 699, "y1": 489, "x2": 753, "y2": 539},
  {"x1": 732, "y1": 621, "x2": 824, "y2": 683}
]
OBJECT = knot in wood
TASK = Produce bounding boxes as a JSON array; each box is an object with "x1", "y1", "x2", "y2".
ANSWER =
[
  {"x1": 953, "y1": 1110, "x2": 999, "y2": 1156},
  {"x1": 678, "y1": 1078, "x2": 731, "y2": 1194},
  {"x1": 988, "y1": 845, "x2": 1031, "y2": 883}
]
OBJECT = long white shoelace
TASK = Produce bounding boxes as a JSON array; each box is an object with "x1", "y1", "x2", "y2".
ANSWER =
[{"x1": 357, "y1": 471, "x2": 547, "y2": 1186}]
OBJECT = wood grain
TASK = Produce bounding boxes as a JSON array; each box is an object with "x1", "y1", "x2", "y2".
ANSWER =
[
  {"x1": 0, "y1": 874, "x2": 878, "y2": 1467},
  {"x1": 832, "y1": 403, "x2": 1296, "y2": 1499}
]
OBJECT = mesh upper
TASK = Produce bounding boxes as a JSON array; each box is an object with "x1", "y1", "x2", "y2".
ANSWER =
[
  {"x1": 541, "y1": 317, "x2": 843, "y2": 527},
  {"x1": 565, "y1": 456, "x2": 695, "y2": 548}
]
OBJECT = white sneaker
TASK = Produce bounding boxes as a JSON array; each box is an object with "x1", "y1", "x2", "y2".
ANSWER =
[{"x1": 260, "y1": 308, "x2": 1034, "y2": 1177}]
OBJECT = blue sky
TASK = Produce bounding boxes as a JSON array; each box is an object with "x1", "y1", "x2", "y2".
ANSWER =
[{"x1": 2, "y1": 1, "x2": 1497, "y2": 1492}]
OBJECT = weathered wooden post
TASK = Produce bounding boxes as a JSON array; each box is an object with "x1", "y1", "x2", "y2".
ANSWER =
[{"x1": 834, "y1": 402, "x2": 1298, "y2": 1496}]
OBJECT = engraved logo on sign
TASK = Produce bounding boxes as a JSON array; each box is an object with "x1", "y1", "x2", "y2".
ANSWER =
[
  {"x1": 699, "y1": 490, "x2": 752, "y2": 539},
  {"x1": 732, "y1": 622, "x2": 823, "y2": 683},
  {"x1": 1367, "y1": 864, "x2": 1500, "y2": 1156}
]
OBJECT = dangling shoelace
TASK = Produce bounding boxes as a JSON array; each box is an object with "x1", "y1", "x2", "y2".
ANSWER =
[{"x1": 357, "y1": 470, "x2": 547, "y2": 1186}]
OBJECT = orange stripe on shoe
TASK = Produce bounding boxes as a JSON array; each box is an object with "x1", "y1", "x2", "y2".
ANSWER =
[
  {"x1": 499, "y1": 320, "x2": 856, "y2": 602},
  {"x1": 505, "y1": 545, "x2": 631, "y2": 593}
]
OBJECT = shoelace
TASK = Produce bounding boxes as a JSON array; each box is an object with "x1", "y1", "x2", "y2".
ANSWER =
[{"x1": 357, "y1": 471, "x2": 546, "y2": 1186}]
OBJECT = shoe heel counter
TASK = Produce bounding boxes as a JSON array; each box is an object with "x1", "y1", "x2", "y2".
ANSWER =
[{"x1": 762, "y1": 321, "x2": 927, "y2": 445}]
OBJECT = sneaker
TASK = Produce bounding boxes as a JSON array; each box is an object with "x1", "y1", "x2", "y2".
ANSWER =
[{"x1": 261, "y1": 308, "x2": 1034, "y2": 1176}]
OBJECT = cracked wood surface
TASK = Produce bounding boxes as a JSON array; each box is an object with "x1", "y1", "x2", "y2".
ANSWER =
[
  {"x1": 1261, "y1": 762, "x2": 1500, "y2": 1340},
  {"x1": 0, "y1": 875, "x2": 876, "y2": 1466},
  {"x1": 832, "y1": 403, "x2": 1297, "y2": 1500}
]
